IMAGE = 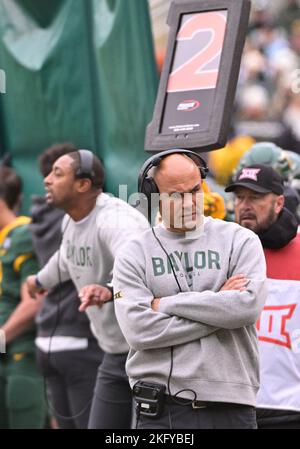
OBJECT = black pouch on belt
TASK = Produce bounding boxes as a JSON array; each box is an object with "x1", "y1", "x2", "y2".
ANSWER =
[{"x1": 133, "y1": 380, "x2": 166, "y2": 418}]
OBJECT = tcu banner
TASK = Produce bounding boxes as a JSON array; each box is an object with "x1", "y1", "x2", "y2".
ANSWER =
[{"x1": 145, "y1": 0, "x2": 251, "y2": 153}]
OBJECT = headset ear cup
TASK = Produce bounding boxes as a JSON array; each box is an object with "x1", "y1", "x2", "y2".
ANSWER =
[
  {"x1": 77, "y1": 149, "x2": 94, "y2": 179},
  {"x1": 142, "y1": 177, "x2": 159, "y2": 204},
  {"x1": 200, "y1": 167, "x2": 207, "y2": 180}
]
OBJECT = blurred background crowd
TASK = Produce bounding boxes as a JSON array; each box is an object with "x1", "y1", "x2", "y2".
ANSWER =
[{"x1": 150, "y1": 0, "x2": 300, "y2": 201}]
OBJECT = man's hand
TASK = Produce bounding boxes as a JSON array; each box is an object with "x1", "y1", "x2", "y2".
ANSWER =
[
  {"x1": 220, "y1": 274, "x2": 249, "y2": 292},
  {"x1": 79, "y1": 284, "x2": 113, "y2": 312},
  {"x1": 26, "y1": 275, "x2": 48, "y2": 299},
  {"x1": 151, "y1": 298, "x2": 161, "y2": 312}
]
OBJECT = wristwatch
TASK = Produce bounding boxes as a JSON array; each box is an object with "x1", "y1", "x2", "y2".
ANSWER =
[{"x1": 106, "y1": 283, "x2": 114, "y2": 298}]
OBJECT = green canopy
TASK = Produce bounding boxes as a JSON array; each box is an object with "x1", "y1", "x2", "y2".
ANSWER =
[{"x1": 0, "y1": 0, "x2": 158, "y2": 211}]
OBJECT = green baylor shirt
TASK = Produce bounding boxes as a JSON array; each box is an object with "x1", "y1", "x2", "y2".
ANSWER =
[{"x1": 0, "y1": 216, "x2": 39, "y2": 355}]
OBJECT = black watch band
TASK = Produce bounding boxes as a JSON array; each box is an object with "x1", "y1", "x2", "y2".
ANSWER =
[
  {"x1": 106, "y1": 284, "x2": 114, "y2": 298},
  {"x1": 35, "y1": 276, "x2": 43, "y2": 289}
]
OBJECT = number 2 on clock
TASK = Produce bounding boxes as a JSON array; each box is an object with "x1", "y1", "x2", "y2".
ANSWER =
[{"x1": 167, "y1": 12, "x2": 227, "y2": 93}]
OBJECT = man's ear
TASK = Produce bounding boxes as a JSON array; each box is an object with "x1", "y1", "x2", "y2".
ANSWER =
[
  {"x1": 75, "y1": 178, "x2": 92, "y2": 194},
  {"x1": 275, "y1": 194, "x2": 285, "y2": 214}
]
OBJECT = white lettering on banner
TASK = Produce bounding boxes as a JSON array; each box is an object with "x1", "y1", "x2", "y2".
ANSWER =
[{"x1": 256, "y1": 304, "x2": 297, "y2": 349}]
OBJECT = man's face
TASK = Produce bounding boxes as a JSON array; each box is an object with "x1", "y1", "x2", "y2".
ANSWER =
[
  {"x1": 158, "y1": 166, "x2": 203, "y2": 233},
  {"x1": 44, "y1": 155, "x2": 77, "y2": 208},
  {"x1": 234, "y1": 186, "x2": 283, "y2": 233}
]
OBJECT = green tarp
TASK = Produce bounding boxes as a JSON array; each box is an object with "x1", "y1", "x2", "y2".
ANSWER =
[{"x1": 0, "y1": 0, "x2": 158, "y2": 211}]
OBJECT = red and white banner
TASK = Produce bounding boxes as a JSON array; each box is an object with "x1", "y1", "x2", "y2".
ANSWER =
[{"x1": 256, "y1": 277, "x2": 300, "y2": 411}]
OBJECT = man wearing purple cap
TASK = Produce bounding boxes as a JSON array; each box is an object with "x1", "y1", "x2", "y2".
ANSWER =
[{"x1": 226, "y1": 164, "x2": 300, "y2": 429}]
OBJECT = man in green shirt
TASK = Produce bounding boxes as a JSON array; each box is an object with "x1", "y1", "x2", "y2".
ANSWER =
[{"x1": 0, "y1": 166, "x2": 46, "y2": 429}]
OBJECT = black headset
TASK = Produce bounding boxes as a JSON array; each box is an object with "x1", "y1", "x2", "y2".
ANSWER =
[
  {"x1": 138, "y1": 149, "x2": 209, "y2": 204},
  {"x1": 75, "y1": 149, "x2": 95, "y2": 180}
]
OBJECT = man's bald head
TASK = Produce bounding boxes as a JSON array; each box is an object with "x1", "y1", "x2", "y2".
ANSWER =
[
  {"x1": 154, "y1": 153, "x2": 201, "y2": 193},
  {"x1": 151, "y1": 153, "x2": 204, "y2": 233}
]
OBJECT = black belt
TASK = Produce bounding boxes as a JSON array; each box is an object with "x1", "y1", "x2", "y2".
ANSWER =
[{"x1": 165, "y1": 394, "x2": 209, "y2": 409}]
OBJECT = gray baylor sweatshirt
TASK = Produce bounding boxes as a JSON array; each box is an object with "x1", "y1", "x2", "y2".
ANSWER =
[
  {"x1": 114, "y1": 217, "x2": 267, "y2": 406},
  {"x1": 37, "y1": 193, "x2": 149, "y2": 354}
]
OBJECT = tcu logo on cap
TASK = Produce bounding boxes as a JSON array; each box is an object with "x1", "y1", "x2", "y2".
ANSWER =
[{"x1": 239, "y1": 168, "x2": 261, "y2": 181}]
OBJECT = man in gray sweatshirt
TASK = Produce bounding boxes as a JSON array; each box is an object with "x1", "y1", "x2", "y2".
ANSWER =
[
  {"x1": 113, "y1": 150, "x2": 267, "y2": 429},
  {"x1": 31, "y1": 143, "x2": 102, "y2": 429},
  {"x1": 26, "y1": 150, "x2": 149, "y2": 429}
]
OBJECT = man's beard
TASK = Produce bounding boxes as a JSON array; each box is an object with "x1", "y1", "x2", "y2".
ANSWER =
[{"x1": 239, "y1": 208, "x2": 277, "y2": 234}]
